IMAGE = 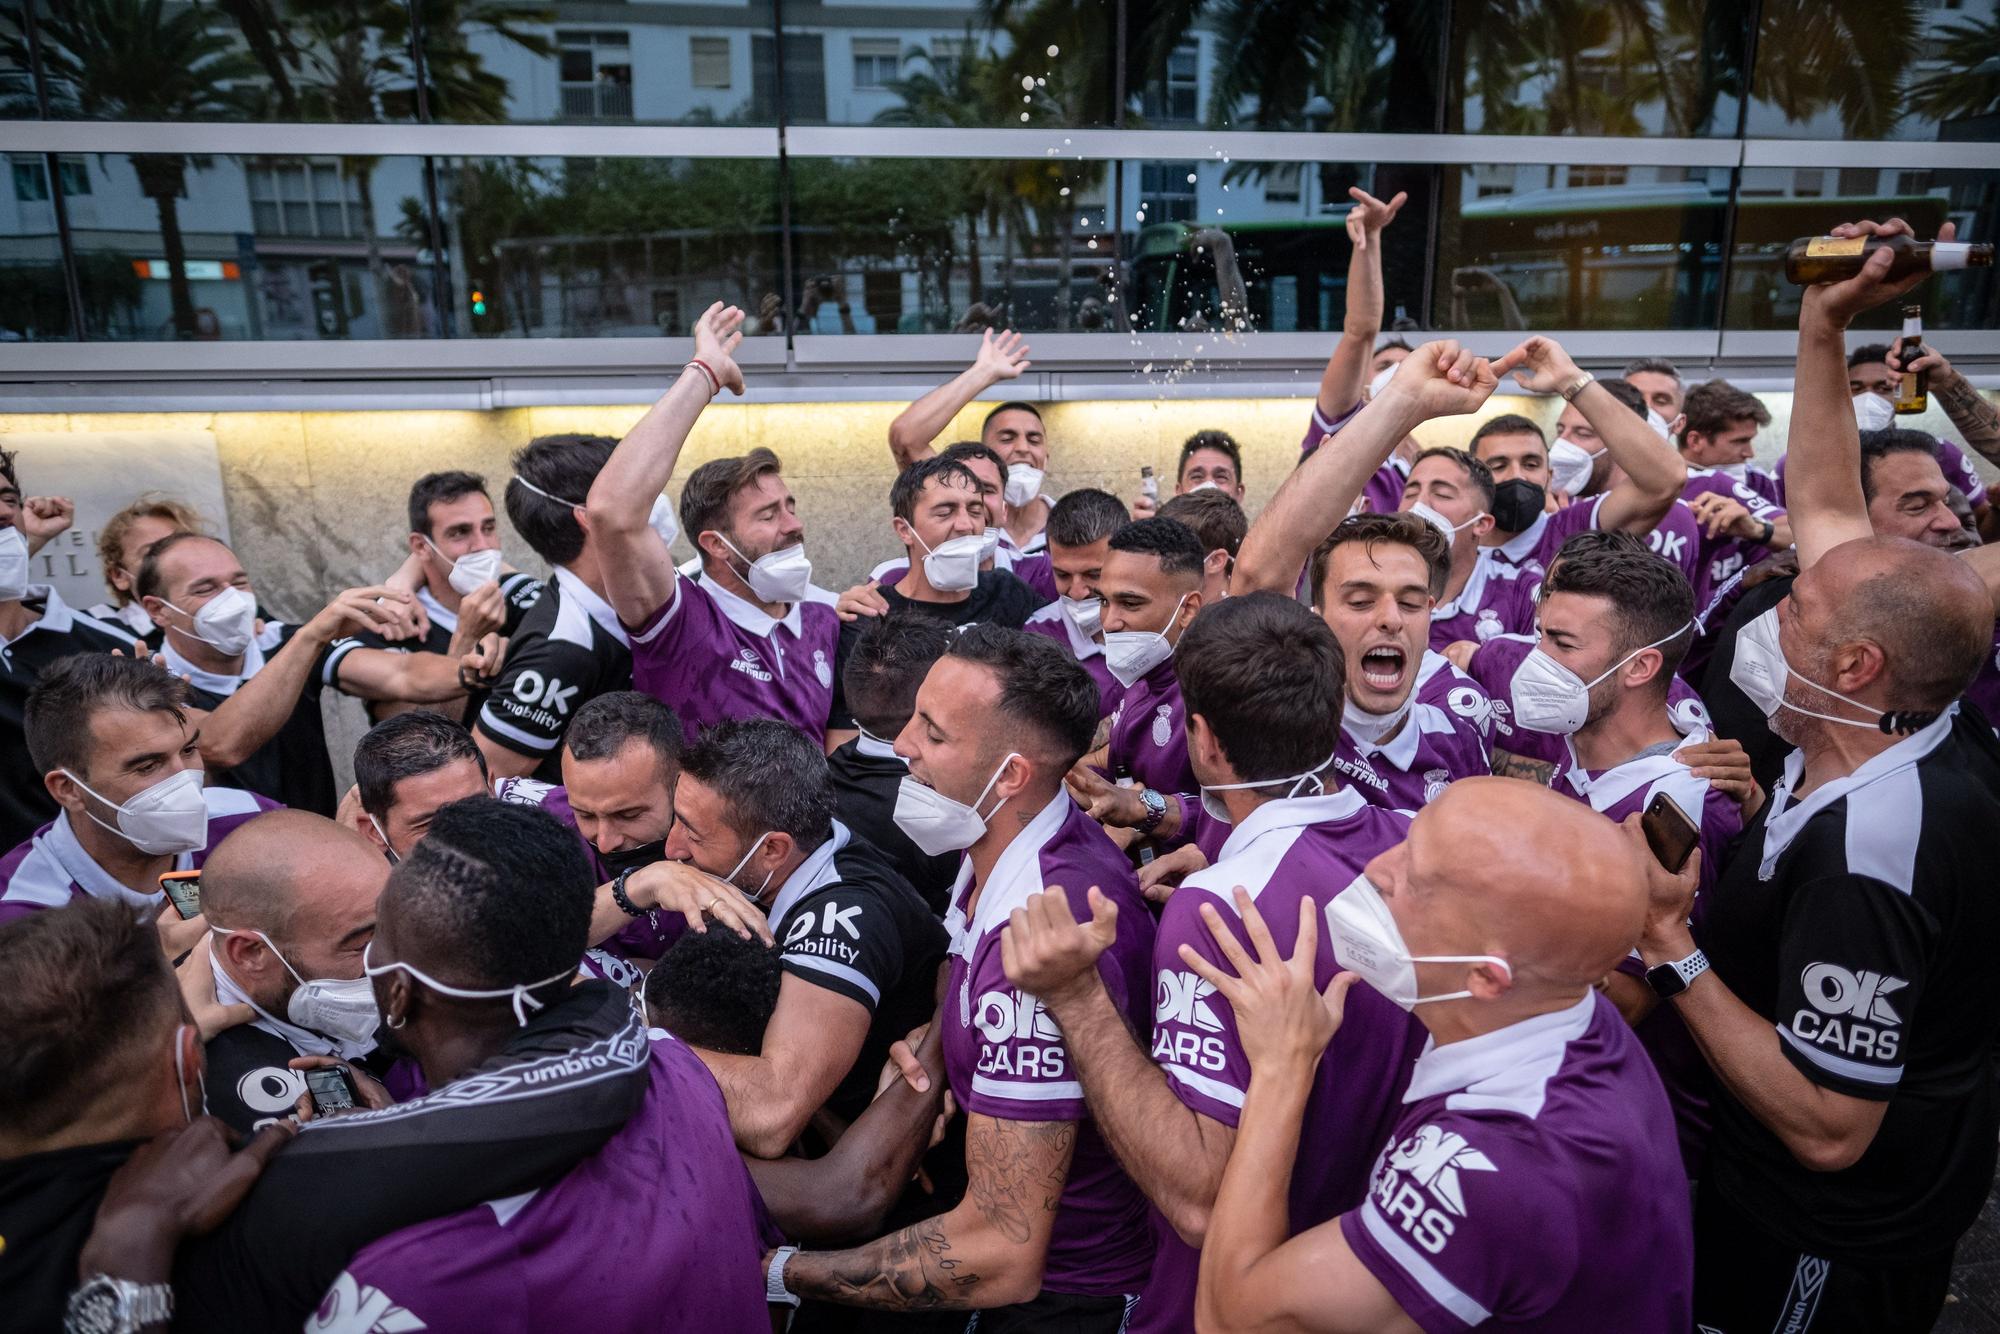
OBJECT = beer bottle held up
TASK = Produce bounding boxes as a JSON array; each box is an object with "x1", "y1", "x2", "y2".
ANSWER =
[
  {"x1": 1140, "y1": 465, "x2": 1158, "y2": 503},
  {"x1": 1783, "y1": 233, "x2": 1993, "y2": 285},
  {"x1": 1894, "y1": 305, "x2": 1928, "y2": 416}
]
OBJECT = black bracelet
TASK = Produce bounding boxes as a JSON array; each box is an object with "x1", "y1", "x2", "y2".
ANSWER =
[
  {"x1": 1756, "y1": 519, "x2": 1775, "y2": 545},
  {"x1": 610, "y1": 868, "x2": 644, "y2": 917}
]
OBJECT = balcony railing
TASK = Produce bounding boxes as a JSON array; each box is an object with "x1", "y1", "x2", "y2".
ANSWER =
[{"x1": 559, "y1": 81, "x2": 633, "y2": 121}]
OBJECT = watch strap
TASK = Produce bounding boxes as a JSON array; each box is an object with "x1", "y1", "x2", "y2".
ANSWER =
[
  {"x1": 1135, "y1": 787, "x2": 1167, "y2": 835},
  {"x1": 1559, "y1": 370, "x2": 1597, "y2": 402},
  {"x1": 1646, "y1": 948, "x2": 1709, "y2": 999},
  {"x1": 767, "y1": 1246, "x2": 802, "y2": 1308}
]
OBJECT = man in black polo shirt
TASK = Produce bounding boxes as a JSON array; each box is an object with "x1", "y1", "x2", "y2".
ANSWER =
[
  {"x1": 1637, "y1": 217, "x2": 2000, "y2": 1332},
  {"x1": 826, "y1": 612, "x2": 957, "y2": 914},
  {"x1": 476, "y1": 436, "x2": 637, "y2": 782},
  {"x1": 662, "y1": 718, "x2": 946, "y2": 1157}
]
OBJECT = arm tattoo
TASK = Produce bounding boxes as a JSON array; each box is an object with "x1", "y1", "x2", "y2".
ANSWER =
[
  {"x1": 1490, "y1": 747, "x2": 1557, "y2": 787},
  {"x1": 1936, "y1": 377, "x2": 2000, "y2": 462},
  {"x1": 782, "y1": 1118, "x2": 1076, "y2": 1311}
]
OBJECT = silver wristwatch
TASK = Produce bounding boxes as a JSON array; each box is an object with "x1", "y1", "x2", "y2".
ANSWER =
[
  {"x1": 1558, "y1": 370, "x2": 1597, "y2": 402},
  {"x1": 65, "y1": 1274, "x2": 174, "y2": 1334},
  {"x1": 766, "y1": 1245, "x2": 801, "y2": 1308}
]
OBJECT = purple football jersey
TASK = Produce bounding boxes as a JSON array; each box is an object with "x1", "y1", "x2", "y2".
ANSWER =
[
  {"x1": 1107, "y1": 657, "x2": 1195, "y2": 799},
  {"x1": 1427, "y1": 552, "x2": 1537, "y2": 652},
  {"x1": 1466, "y1": 635, "x2": 1712, "y2": 774},
  {"x1": 1340, "y1": 993, "x2": 1692, "y2": 1332},
  {"x1": 315, "y1": 1036, "x2": 769, "y2": 1333},
  {"x1": 1969, "y1": 621, "x2": 2000, "y2": 727},
  {"x1": 1022, "y1": 600, "x2": 1124, "y2": 718},
  {"x1": 0, "y1": 787, "x2": 278, "y2": 927},
  {"x1": 1332, "y1": 652, "x2": 1493, "y2": 811},
  {"x1": 941, "y1": 794, "x2": 1156, "y2": 1297},
  {"x1": 1777, "y1": 436, "x2": 1987, "y2": 507},
  {"x1": 1680, "y1": 468, "x2": 1786, "y2": 612},
  {"x1": 1130, "y1": 791, "x2": 1423, "y2": 1334},
  {"x1": 1490, "y1": 494, "x2": 1702, "y2": 594},
  {"x1": 627, "y1": 571, "x2": 840, "y2": 743}
]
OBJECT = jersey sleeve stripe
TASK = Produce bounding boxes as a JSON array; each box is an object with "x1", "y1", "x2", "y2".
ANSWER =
[
  {"x1": 1359, "y1": 1198, "x2": 1493, "y2": 1327},
  {"x1": 475, "y1": 702, "x2": 561, "y2": 752},
  {"x1": 628, "y1": 585, "x2": 684, "y2": 645},
  {"x1": 1777, "y1": 1023, "x2": 1904, "y2": 1085},
  {"x1": 781, "y1": 953, "x2": 882, "y2": 1005},
  {"x1": 970, "y1": 1073, "x2": 1085, "y2": 1103},
  {"x1": 1162, "y1": 1063, "x2": 1247, "y2": 1109}
]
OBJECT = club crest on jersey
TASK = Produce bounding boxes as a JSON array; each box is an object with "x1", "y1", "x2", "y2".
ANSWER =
[
  {"x1": 730, "y1": 647, "x2": 773, "y2": 683},
  {"x1": 1474, "y1": 608, "x2": 1503, "y2": 641},
  {"x1": 813, "y1": 649, "x2": 832, "y2": 688},
  {"x1": 1423, "y1": 768, "x2": 1451, "y2": 803},
  {"x1": 1152, "y1": 705, "x2": 1174, "y2": 748},
  {"x1": 1372, "y1": 1123, "x2": 1497, "y2": 1255}
]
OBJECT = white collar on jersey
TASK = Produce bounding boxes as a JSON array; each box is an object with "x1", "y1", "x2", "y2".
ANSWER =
[
  {"x1": 160, "y1": 624, "x2": 281, "y2": 697},
  {"x1": 1401, "y1": 989, "x2": 1595, "y2": 1119},
  {"x1": 943, "y1": 790, "x2": 1072, "y2": 956},
  {"x1": 416, "y1": 583, "x2": 456, "y2": 634},
  {"x1": 39, "y1": 809, "x2": 188, "y2": 909},
  {"x1": 1559, "y1": 724, "x2": 1712, "y2": 813},
  {"x1": 1025, "y1": 599, "x2": 1104, "y2": 660},
  {"x1": 1213, "y1": 788, "x2": 1368, "y2": 863},
  {"x1": 697, "y1": 568, "x2": 803, "y2": 638},
  {"x1": 1432, "y1": 548, "x2": 1500, "y2": 619},
  {"x1": 764, "y1": 819, "x2": 851, "y2": 928},
  {"x1": 1760, "y1": 705, "x2": 1957, "y2": 878},
  {"x1": 853, "y1": 728, "x2": 903, "y2": 760},
  {"x1": 552, "y1": 566, "x2": 630, "y2": 649}
]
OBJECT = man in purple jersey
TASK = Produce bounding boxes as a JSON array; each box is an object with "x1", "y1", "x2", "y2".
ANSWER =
[
  {"x1": 587, "y1": 304, "x2": 844, "y2": 747},
  {"x1": 1676, "y1": 380, "x2": 1794, "y2": 611},
  {"x1": 866, "y1": 441, "x2": 1060, "y2": 600},
  {"x1": 1189, "y1": 779, "x2": 1692, "y2": 1332},
  {"x1": 769, "y1": 626, "x2": 1154, "y2": 1326},
  {"x1": 1397, "y1": 447, "x2": 1536, "y2": 649},
  {"x1": 1157, "y1": 488, "x2": 1245, "y2": 609},
  {"x1": 0, "y1": 654, "x2": 276, "y2": 928},
  {"x1": 1095, "y1": 516, "x2": 1208, "y2": 805},
  {"x1": 1019, "y1": 488, "x2": 1130, "y2": 719},
  {"x1": 1624, "y1": 354, "x2": 1686, "y2": 421},
  {"x1": 1848, "y1": 339, "x2": 1999, "y2": 536},
  {"x1": 1467, "y1": 335, "x2": 1688, "y2": 580},
  {"x1": 1000, "y1": 593, "x2": 1424, "y2": 1334}
]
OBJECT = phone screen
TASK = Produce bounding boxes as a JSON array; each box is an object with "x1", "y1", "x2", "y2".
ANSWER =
[
  {"x1": 159, "y1": 872, "x2": 202, "y2": 920},
  {"x1": 1641, "y1": 793, "x2": 1700, "y2": 874},
  {"x1": 305, "y1": 1067, "x2": 357, "y2": 1115}
]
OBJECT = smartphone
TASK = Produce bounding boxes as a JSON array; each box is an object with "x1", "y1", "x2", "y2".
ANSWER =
[
  {"x1": 305, "y1": 1067, "x2": 358, "y2": 1116},
  {"x1": 1641, "y1": 793, "x2": 1700, "y2": 874},
  {"x1": 158, "y1": 870, "x2": 202, "y2": 920}
]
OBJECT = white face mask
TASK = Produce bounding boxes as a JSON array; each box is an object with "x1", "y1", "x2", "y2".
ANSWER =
[
  {"x1": 978, "y1": 527, "x2": 1003, "y2": 565},
  {"x1": 1365, "y1": 365, "x2": 1396, "y2": 400},
  {"x1": 63, "y1": 766, "x2": 208, "y2": 855},
  {"x1": 1104, "y1": 592, "x2": 1190, "y2": 687},
  {"x1": 1645, "y1": 408, "x2": 1673, "y2": 443},
  {"x1": 892, "y1": 753, "x2": 1017, "y2": 856},
  {"x1": 1198, "y1": 748, "x2": 1336, "y2": 824},
  {"x1": 363, "y1": 938, "x2": 575, "y2": 1027},
  {"x1": 648, "y1": 495, "x2": 679, "y2": 548},
  {"x1": 1405, "y1": 501, "x2": 1483, "y2": 543},
  {"x1": 908, "y1": 527, "x2": 984, "y2": 593},
  {"x1": 1185, "y1": 480, "x2": 1224, "y2": 495},
  {"x1": 1853, "y1": 392, "x2": 1896, "y2": 434},
  {"x1": 1510, "y1": 620, "x2": 1690, "y2": 735},
  {"x1": 1342, "y1": 697, "x2": 1410, "y2": 747},
  {"x1": 722, "y1": 830, "x2": 776, "y2": 901},
  {"x1": 1061, "y1": 594, "x2": 1103, "y2": 640},
  {"x1": 212, "y1": 925, "x2": 382, "y2": 1049},
  {"x1": 174, "y1": 1023, "x2": 206, "y2": 1123},
  {"x1": 717, "y1": 533, "x2": 813, "y2": 605},
  {"x1": 164, "y1": 585, "x2": 258, "y2": 656},
  {"x1": 0, "y1": 525, "x2": 29, "y2": 602},
  {"x1": 426, "y1": 540, "x2": 504, "y2": 598},
  {"x1": 1729, "y1": 606, "x2": 1890, "y2": 732},
  {"x1": 1004, "y1": 463, "x2": 1045, "y2": 508},
  {"x1": 1547, "y1": 437, "x2": 1604, "y2": 496},
  {"x1": 1325, "y1": 873, "x2": 1511, "y2": 1010}
]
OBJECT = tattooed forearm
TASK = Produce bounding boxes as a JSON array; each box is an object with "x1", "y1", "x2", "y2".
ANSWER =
[
  {"x1": 1935, "y1": 375, "x2": 2000, "y2": 462},
  {"x1": 1490, "y1": 748, "x2": 1556, "y2": 787},
  {"x1": 967, "y1": 1116, "x2": 1075, "y2": 1241},
  {"x1": 785, "y1": 1220, "x2": 979, "y2": 1310}
]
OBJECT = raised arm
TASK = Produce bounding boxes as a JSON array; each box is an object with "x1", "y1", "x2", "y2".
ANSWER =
[
  {"x1": 886, "y1": 329, "x2": 1031, "y2": 470},
  {"x1": 585, "y1": 302, "x2": 745, "y2": 626},
  {"x1": 699, "y1": 976, "x2": 874, "y2": 1159},
  {"x1": 1315, "y1": 188, "x2": 1406, "y2": 422},
  {"x1": 1787, "y1": 218, "x2": 1951, "y2": 570},
  {"x1": 1238, "y1": 339, "x2": 1511, "y2": 597},
  {"x1": 1506, "y1": 336, "x2": 1687, "y2": 534}
]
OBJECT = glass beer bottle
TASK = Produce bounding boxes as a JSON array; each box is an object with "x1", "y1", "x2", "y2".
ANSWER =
[
  {"x1": 1784, "y1": 233, "x2": 1993, "y2": 285},
  {"x1": 1894, "y1": 305, "x2": 1928, "y2": 416}
]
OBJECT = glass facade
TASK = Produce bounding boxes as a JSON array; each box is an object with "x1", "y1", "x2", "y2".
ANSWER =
[{"x1": 2, "y1": 0, "x2": 1994, "y2": 345}]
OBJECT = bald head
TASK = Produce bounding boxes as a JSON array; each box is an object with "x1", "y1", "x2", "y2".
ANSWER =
[
  {"x1": 1397, "y1": 778, "x2": 1647, "y2": 992},
  {"x1": 202, "y1": 810, "x2": 388, "y2": 941},
  {"x1": 1809, "y1": 536, "x2": 1992, "y2": 714}
]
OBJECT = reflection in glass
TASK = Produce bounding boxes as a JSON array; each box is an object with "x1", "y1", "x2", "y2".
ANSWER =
[
  {"x1": 0, "y1": 160, "x2": 78, "y2": 338},
  {"x1": 846, "y1": 0, "x2": 1117, "y2": 128},
  {"x1": 1727, "y1": 169, "x2": 1998, "y2": 332},
  {"x1": 1432, "y1": 166, "x2": 1730, "y2": 329},
  {"x1": 440, "y1": 158, "x2": 783, "y2": 337},
  {"x1": 1746, "y1": 0, "x2": 1999, "y2": 141}
]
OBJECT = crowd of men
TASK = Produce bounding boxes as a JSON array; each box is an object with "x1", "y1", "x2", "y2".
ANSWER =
[{"x1": 3, "y1": 202, "x2": 2000, "y2": 1334}]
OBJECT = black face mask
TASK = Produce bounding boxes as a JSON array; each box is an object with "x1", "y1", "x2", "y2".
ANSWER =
[
  {"x1": 595, "y1": 839, "x2": 667, "y2": 878},
  {"x1": 1490, "y1": 478, "x2": 1547, "y2": 533}
]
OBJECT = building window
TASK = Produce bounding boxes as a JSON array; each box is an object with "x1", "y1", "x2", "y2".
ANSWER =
[
  {"x1": 1265, "y1": 163, "x2": 1301, "y2": 203},
  {"x1": 1140, "y1": 161, "x2": 1198, "y2": 224},
  {"x1": 246, "y1": 158, "x2": 361, "y2": 238},
  {"x1": 1566, "y1": 164, "x2": 1628, "y2": 188},
  {"x1": 559, "y1": 30, "x2": 633, "y2": 119},
  {"x1": 10, "y1": 155, "x2": 90, "y2": 202},
  {"x1": 1142, "y1": 44, "x2": 1199, "y2": 124},
  {"x1": 852, "y1": 38, "x2": 901, "y2": 90},
  {"x1": 926, "y1": 37, "x2": 967, "y2": 84},
  {"x1": 1836, "y1": 167, "x2": 1880, "y2": 197},
  {"x1": 690, "y1": 36, "x2": 732, "y2": 90},
  {"x1": 1792, "y1": 167, "x2": 1824, "y2": 197}
]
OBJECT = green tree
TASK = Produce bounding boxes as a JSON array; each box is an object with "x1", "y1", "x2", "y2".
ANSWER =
[
  {"x1": 22, "y1": 0, "x2": 256, "y2": 338},
  {"x1": 1905, "y1": 13, "x2": 2000, "y2": 126}
]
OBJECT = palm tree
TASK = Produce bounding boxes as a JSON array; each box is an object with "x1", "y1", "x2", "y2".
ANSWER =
[
  {"x1": 26, "y1": 0, "x2": 256, "y2": 338},
  {"x1": 1905, "y1": 13, "x2": 2000, "y2": 127}
]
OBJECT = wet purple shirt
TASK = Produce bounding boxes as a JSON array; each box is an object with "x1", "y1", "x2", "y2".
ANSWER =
[
  {"x1": 1466, "y1": 635, "x2": 1712, "y2": 773},
  {"x1": 1428, "y1": 552, "x2": 1537, "y2": 652},
  {"x1": 1131, "y1": 791, "x2": 1424, "y2": 1334},
  {"x1": 941, "y1": 794, "x2": 1156, "y2": 1297},
  {"x1": 316, "y1": 1036, "x2": 769, "y2": 1334},
  {"x1": 1022, "y1": 600, "x2": 1124, "y2": 718},
  {"x1": 1107, "y1": 657, "x2": 1195, "y2": 798},
  {"x1": 1681, "y1": 468, "x2": 1786, "y2": 613},
  {"x1": 1332, "y1": 652, "x2": 1494, "y2": 811},
  {"x1": 1340, "y1": 992, "x2": 1693, "y2": 1332},
  {"x1": 627, "y1": 571, "x2": 841, "y2": 743}
]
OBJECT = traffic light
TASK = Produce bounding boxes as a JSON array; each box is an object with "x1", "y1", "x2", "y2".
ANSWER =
[{"x1": 471, "y1": 288, "x2": 487, "y2": 316}]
